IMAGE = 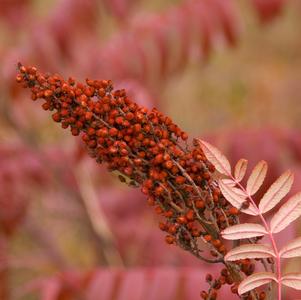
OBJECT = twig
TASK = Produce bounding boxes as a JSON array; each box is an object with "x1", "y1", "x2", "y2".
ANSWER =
[{"x1": 75, "y1": 161, "x2": 124, "y2": 267}]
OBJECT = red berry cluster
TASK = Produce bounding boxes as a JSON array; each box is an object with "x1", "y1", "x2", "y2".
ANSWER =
[
  {"x1": 16, "y1": 63, "x2": 241, "y2": 264},
  {"x1": 201, "y1": 264, "x2": 265, "y2": 300},
  {"x1": 201, "y1": 269, "x2": 234, "y2": 300}
]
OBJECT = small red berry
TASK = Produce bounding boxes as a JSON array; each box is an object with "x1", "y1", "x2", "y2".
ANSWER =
[
  {"x1": 52, "y1": 112, "x2": 61, "y2": 122},
  {"x1": 165, "y1": 235, "x2": 175, "y2": 244}
]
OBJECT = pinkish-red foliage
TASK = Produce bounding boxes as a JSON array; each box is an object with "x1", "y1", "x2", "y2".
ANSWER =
[
  {"x1": 0, "y1": 0, "x2": 297, "y2": 299},
  {"x1": 0, "y1": 143, "x2": 47, "y2": 235},
  {"x1": 24, "y1": 268, "x2": 232, "y2": 300},
  {"x1": 251, "y1": 0, "x2": 287, "y2": 22}
]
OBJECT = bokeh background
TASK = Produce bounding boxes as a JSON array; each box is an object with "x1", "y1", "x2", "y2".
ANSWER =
[{"x1": 0, "y1": 0, "x2": 301, "y2": 299}]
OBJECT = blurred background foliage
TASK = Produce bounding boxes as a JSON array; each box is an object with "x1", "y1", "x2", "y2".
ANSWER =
[{"x1": 0, "y1": 0, "x2": 301, "y2": 299}]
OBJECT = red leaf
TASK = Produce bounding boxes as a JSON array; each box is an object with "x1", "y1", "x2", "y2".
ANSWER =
[
  {"x1": 183, "y1": 269, "x2": 207, "y2": 299},
  {"x1": 144, "y1": 269, "x2": 179, "y2": 300},
  {"x1": 41, "y1": 279, "x2": 61, "y2": 300},
  {"x1": 116, "y1": 270, "x2": 146, "y2": 300},
  {"x1": 87, "y1": 270, "x2": 117, "y2": 300}
]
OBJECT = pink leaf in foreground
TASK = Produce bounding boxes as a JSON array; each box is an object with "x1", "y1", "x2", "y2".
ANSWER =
[
  {"x1": 270, "y1": 192, "x2": 301, "y2": 233},
  {"x1": 282, "y1": 273, "x2": 301, "y2": 290},
  {"x1": 222, "y1": 178, "x2": 236, "y2": 187},
  {"x1": 219, "y1": 179, "x2": 246, "y2": 205},
  {"x1": 238, "y1": 272, "x2": 277, "y2": 295},
  {"x1": 246, "y1": 160, "x2": 268, "y2": 195},
  {"x1": 197, "y1": 139, "x2": 231, "y2": 175},
  {"x1": 219, "y1": 179, "x2": 258, "y2": 216},
  {"x1": 279, "y1": 237, "x2": 301, "y2": 258},
  {"x1": 225, "y1": 244, "x2": 275, "y2": 261},
  {"x1": 259, "y1": 170, "x2": 294, "y2": 214},
  {"x1": 221, "y1": 223, "x2": 267, "y2": 240},
  {"x1": 234, "y1": 159, "x2": 248, "y2": 182}
]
